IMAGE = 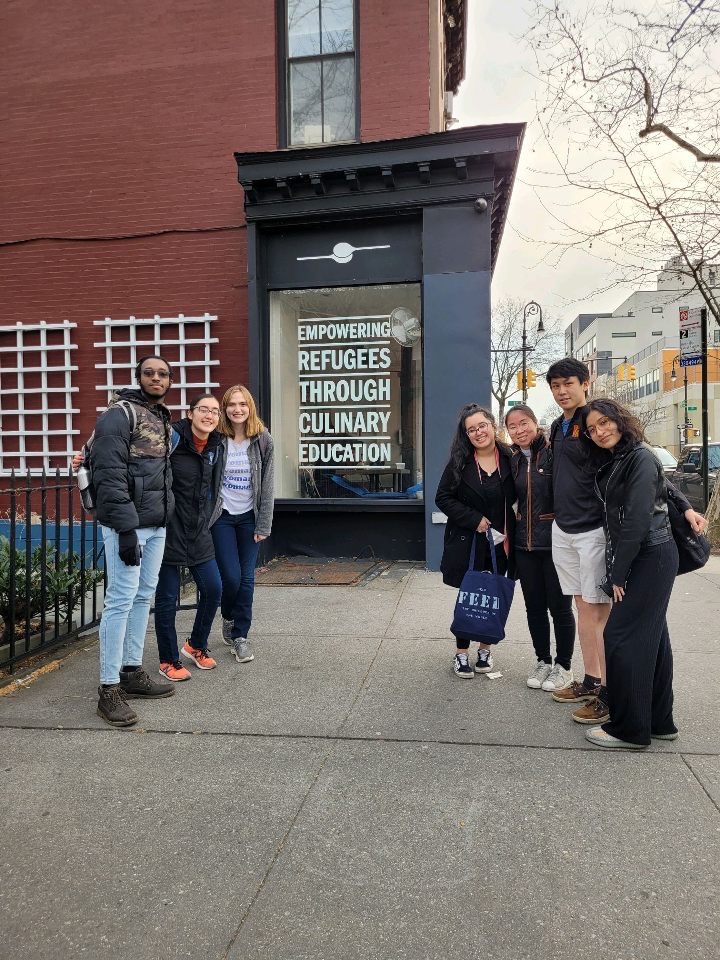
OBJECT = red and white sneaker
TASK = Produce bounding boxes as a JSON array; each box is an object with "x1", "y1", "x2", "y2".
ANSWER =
[
  {"x1": 180, "y1": 642, "x2": 217, "y2": 670},
  {"x1": 159, "y1": 661, "x2": 192, "y2": 682}
]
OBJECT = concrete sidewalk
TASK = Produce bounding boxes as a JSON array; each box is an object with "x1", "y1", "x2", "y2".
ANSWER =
[{"x1": 1, "y1": 557, "x2": 719, "y2": 960}]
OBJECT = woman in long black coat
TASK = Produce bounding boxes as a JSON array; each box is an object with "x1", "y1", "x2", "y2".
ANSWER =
[{"x1": 435, "y1": 404, "x2": 516, "y2": 678}]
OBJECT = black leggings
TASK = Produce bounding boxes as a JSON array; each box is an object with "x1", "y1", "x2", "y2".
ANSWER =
[
  {"x1": 515, "y1": 549, "x2": 575, "y2": 669},
  {"x1": 602, "y1": 538, "x2": 678, "y2": 746}
]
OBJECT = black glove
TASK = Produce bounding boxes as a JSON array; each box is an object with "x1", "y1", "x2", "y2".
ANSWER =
[{"x1": 118, "y1": 530, "x2": 142, "y2": 566}]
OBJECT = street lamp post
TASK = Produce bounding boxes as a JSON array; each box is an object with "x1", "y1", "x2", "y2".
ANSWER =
[
  {"x1": 670, "y1": 355, "x2": 690, "y2": 446},
  {"x1": 522, "y1": 301, "x2": 545, "y2": 402}
]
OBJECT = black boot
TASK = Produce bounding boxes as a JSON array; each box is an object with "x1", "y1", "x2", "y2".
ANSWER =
[
  {"x1": 119, "y1": 666, "x2": 175, "y2": 699},
  {"x1": 97, "y1": 685, "x2": 138, "y2": 727}
]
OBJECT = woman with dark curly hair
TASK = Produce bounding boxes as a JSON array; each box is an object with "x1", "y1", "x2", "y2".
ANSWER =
[
  {"x1": 581, "y1": 398, "x2": 681, "y2": 748},
  {"x1": 435, "y1": 404, "x2": 515, "y2": 678}
]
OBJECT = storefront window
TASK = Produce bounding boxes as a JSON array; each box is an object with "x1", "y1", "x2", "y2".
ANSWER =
[{"x1": 270, "y1": 285, "x2": 423, "y2": 500}]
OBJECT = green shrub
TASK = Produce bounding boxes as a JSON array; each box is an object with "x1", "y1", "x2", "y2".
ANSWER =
[{"x1": 0, "y1": 536, "x2": 104, "y2": 640}]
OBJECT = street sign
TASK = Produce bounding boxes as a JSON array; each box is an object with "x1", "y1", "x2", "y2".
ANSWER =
[
  {"x1": 679, "y1": 306, "x2": 703, "y2": 366},
  {"x1": 507, "y1": 400, "x2": 522, "y2": 406},
  {"x1": 688, "y1": 405, "x2": 698, "y2": 410}
]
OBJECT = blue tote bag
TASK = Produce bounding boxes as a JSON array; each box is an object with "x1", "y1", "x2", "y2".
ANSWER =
[{"x1": 450, "y1": 531, "x2": 515, "y2": 642}]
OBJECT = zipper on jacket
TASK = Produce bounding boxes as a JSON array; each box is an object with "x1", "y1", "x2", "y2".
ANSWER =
[{"x1": 526, "y1": 455, "x2": 533, "y2": 550}]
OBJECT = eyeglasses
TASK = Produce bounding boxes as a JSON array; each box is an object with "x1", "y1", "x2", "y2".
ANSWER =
[
  {"x1": 193, "y1": 406, "x2": 220, "y2": 417},
  {"x1": 141, "y1": 368, "x2": 170, "y2": 378},
  {"x1": 585, "y1": 416, "x2": 614, "y2": 438},
  {"x1": 466, "y1": 424, "x2": 492, "y2": 436}
]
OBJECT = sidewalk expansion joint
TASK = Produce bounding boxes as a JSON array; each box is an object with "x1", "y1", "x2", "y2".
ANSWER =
[{"x1": 2, "y1": 721, "x2": 719, "y2": 759}]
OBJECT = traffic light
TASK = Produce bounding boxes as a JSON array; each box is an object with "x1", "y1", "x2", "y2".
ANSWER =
[
  {"x1": 627, "y1": 365, "x2": 637, "y2": 381},
  {"x1": 526, "y1": 369, "x2": 537, "y2": 389},
  {"x1": 617, "y1": 364, "x2": 626, "y2": 381},
  {"x1": 517, "y1": 370, "x2": 525, "y2": 391}
]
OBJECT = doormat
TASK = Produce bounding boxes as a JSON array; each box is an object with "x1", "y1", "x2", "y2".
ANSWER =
[{"x1": 255, "y1": 557, "x2": 389, "y2": 586}]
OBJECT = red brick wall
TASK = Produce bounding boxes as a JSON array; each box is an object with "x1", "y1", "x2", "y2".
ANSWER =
[
  {"x1": 1, "y1": 0, "x2": 277, "y2": 242},
  {"x1": 360, "y1": 0, "x2": 431, "y2": 141},
  {"x1": 0, "y1": 0, "x2": 433, "y2": 453},
  {"x1": 0, "y1": 231, "x2": 249, "y2": 465}
]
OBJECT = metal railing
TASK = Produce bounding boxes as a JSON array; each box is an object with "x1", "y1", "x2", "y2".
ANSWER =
[{"x1": 0, "y1": 469, "x2": 106, "y2": 671}]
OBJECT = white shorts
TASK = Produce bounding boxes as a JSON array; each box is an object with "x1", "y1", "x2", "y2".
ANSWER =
[{"x1": 551, "y1": 522, "x2": 611, "y2": 604}]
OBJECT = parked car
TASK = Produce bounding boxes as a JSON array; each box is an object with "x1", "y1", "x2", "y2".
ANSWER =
[
  {"x1": 671, "y1": 442, "x2": 720, "y2": 511},
  {"x1": 650, "y1": 446, "x2": 678, "y2": 477}
]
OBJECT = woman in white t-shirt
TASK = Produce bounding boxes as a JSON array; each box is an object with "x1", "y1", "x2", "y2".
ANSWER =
[{"x1": 212, "y1": 384, "x2": 275, "y2": 664}]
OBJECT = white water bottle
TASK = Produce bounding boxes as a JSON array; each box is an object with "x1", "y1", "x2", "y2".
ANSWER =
[{"x1": 77, "y1": 464, "x2": 95, "y2": 512}]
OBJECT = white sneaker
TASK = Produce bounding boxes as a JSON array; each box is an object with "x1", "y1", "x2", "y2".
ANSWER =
[
  {"x1": 527, "y1": 661, "x2": 552, "y2": 689},
  {"x1": 230, "y1": 637, "x2": 254, "y2": 663},
  {"x1": 541, "y1": 663, "x2": 574, "y2": 692}
]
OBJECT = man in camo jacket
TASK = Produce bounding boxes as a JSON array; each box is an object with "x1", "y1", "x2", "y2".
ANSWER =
[{"x1": 91, "y1": 355, "x2": 177, "y2": 727}]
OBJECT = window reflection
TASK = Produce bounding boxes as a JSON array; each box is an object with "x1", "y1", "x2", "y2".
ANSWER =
[
  {"x1": 286, "y1": 0, "x2": 356, "y2": 145},
  {"x1": 288, "y1": 0, "x2": 321, "y2": 57}
]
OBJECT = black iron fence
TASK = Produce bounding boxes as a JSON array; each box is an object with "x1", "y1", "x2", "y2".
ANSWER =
[
  {"x1": 0, "y1": 469, "x2": 200, "y2": 672},
  {"x1": 0, "y1": 469, "x2": 106, "y2": 671}
]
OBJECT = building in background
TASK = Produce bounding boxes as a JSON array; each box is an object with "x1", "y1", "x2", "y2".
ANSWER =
[
  {"x1": 1, "y1": 1, "x2": 522, "y2": 566},
  {"x1": 571, "y1": 260, "x2": 720, "y2": 454},
  {"x1": 566, "y1": 258, "x2": 719, "y2": 390}
]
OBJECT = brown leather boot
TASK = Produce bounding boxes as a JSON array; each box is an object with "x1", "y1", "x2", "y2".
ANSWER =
[{"x1": 97, "y1": 685, "x2": 138, "y2": 727}]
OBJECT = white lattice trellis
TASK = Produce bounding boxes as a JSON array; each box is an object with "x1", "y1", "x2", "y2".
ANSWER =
[
  {"x1": 93, "y1": 313, "x2": 220, "y2": 412},
  {"x1": 0, "y1": 320, "x2": 79, "y2": 475}
]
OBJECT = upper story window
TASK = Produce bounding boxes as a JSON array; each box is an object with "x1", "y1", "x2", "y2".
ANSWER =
[{"x1": 283, "y1": 0, "x2": 357, "y2": 146}]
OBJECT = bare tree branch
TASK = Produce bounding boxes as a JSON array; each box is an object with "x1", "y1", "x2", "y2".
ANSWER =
[
  {"x1": 638, "y1": 122, "x2": 720, "y2": 162},
  {"x1": 526, "y1": 0, "x2": 720, "y2": 325}
]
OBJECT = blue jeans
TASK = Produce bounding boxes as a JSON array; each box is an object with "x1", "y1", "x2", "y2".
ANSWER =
[
  {"x1": 154, "y1": 559, "x2": 222, "y2": 662},
  {"x1": 99, "y1": 526, "x2": 166, "y2": 685},
  {"x1": 211, "y1": 509, "x2": 260, "y2": 639}
]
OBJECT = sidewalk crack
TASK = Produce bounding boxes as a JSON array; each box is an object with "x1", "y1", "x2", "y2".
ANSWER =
[
  {"x1": 680, "y1": 753, "x2": 720, "y2": 816},
  {"x1": 220, "y1": 742, "x2": 334, "y2": 960}
]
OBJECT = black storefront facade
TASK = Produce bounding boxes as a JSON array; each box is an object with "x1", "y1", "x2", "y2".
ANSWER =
[{"x1": 235, "y1": 123, "x2": 523, "y2": 569}]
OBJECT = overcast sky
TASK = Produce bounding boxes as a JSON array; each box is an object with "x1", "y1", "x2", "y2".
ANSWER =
[
  {"x1": 454, "y1": 1, "x2": 633, "y2": 322},
  {"x1": 452, "y1": 1, "x2": 636, "y2": 414}
]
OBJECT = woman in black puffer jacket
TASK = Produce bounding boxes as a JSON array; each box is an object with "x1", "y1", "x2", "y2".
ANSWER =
[
  {"x1": 153, "y1": 395, "x2": 227, "y2": 681},
  {"x1": 581, "y1": 398, "x2": 680, "y2": 749},
  {"x1": 435, "y1": 404, "x2": 516, "y2": 679},
  {"x1": 505, "y1": 404, "x2": 575, "y2": 693}
]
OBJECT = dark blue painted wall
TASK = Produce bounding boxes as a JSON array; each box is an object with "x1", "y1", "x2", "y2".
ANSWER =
[
  {"x1": 0, "y1": 522, "x2": 104, "y2": 568},
  {"x1": 422, "y1": 202, "x2": 493, "y2": 570}
]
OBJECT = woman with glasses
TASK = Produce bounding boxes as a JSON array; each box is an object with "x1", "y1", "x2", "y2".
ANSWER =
[
  {"x1": 580, "y1": 398, "x2": 682, "y2": 748},
  {"x1": 504, "y1": 404, "x2": 576, "y2": 692},
  {"x1": 212, "y1": 384, "x2": 275, "y2": 666},
  {"x1": 154, "y1": 394, "x2": 226, "y2": 680},
  {"x1": 436, "y1": 404, "x2": 516, "y2": 678}
]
